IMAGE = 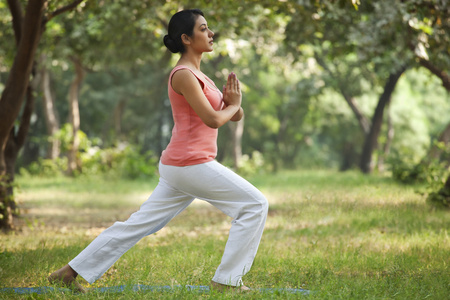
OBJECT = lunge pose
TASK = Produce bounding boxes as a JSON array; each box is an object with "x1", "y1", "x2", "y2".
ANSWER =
[{"x1": 49, "y1": 8, "x2": 268, "y2": 293}]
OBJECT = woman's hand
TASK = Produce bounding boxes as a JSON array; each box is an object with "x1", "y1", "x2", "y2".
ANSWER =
[{"x1": 223, "y1": 72, "x2": 242, "y2": 108}]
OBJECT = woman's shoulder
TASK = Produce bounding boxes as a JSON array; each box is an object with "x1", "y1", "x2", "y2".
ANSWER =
[
  {"x1": 171, "y1": 67, "x2": 198, "y2": 82},
  {"x1": 171, "y1": 65, "x2": 197, "y2": 78},
  {"x1": 172, "y1": 64, "x2": 190, "y2": 72},
  {"x1": 171, "y1": 67, "x2": 204, "y2": 94},
  {"x1": 171, "y1": 65, "x2": 206, "y2": 84}
]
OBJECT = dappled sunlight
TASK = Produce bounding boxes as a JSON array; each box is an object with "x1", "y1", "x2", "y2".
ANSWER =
[
  {"x1": 264, "y1": 219, "x2": 448, "y2": 261},
  {"x1": 364, "y1": 229, "x2": 449, "y2": 256},
  {"x1": 18, "y1": 189, "x2": 149, "y2": 209},
  {"x1": 263, "y1": 185, "x2": 424, "y2": 211}
]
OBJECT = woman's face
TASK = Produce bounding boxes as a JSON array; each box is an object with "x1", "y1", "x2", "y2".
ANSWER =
[{"x1": 188, "y1": 15, "x2": 215, "y2": 53}]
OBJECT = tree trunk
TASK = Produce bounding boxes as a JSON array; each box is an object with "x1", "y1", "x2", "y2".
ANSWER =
[
  {"x1": 360, "y1": 66, "x2": 407, "y2": 174},
  {"x1": 0, "y1": 0, "x2": 85, "y2": 230},
  {"x1": 0, "y1": 0, "x2": 46, "y2": 230},
  {"x1": 67, "y1": 56, "x2": 85, "y2": 176},
  {"x1": 5, "y1": 70, "x2": 38, "y2": 218},
  {"x1": 340, "y1": 141, "x2": 358, "y2": 171},
  {"x1": 341, "y1": 93, "x2": 371, "y2": 136},
  {"x1": 228, "y1": 118, "x2": 244, "y2": 169},
  {"x1": 377, "y1": 103, "x2": 394, "y2": 172},
  {"x1": 40, "y1": 55, "x2": 61, "y2": 159}
]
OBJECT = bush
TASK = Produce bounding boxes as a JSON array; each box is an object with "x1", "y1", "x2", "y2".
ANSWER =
[
  {"x1": 237, "y1": 151, "x2": 267, "y2": 176},
  {"x1": 427, "y1": 184, "x2": 450, "y2": 209},
  {"x1": 80, "y1": 143, "x2": 158, "y2": 179},
  {"x1": 390, "y1": 153, "x2": 450, "y2": 209},
  {"x1": 23, "y1": 157, "x2": 67, "y2": 177},
  {"x1": 391, "y1": 160, "x2": 447, "y2": 186},
  {"x1": 116, "y1": 145, "x2": 158, "y2": 179},
  {"x1": 427, "y1": 175, "x2": 450, "y2": 209},
  {"x1": 22, "y1": 144, "x2": 158, "y2": 180}
]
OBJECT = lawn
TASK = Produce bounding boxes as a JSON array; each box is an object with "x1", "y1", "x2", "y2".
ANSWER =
[{"x1": 0, "y1": 169, "x2": 449, "y2": 299}]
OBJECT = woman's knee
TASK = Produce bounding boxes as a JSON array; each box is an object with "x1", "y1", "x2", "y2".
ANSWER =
[
  {"x1": 251, "y1": 193, "x2": 269, "y2": 217},
  {"x1": 260, "y1": 195, "x2": 269, "y2": 215}
]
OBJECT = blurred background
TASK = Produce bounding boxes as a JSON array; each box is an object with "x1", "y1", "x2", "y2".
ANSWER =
[{"x1": 0, "y1": 0, "x2": 449, "y2": 228}]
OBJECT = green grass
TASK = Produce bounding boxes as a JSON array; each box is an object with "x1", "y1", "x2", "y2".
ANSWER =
[{"x1": 1, "y1": 170, "x2": 449, "y2": 299}]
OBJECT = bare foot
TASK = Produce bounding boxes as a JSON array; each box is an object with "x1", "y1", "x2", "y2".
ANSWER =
[
  {"x1": 48, "y1": 264, "x2": 86, "y2": 293},
  {"x1": 210, "y1": 280, "x2": 251, "y2": 293}
]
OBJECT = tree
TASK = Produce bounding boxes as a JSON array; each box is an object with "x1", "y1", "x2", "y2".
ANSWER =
[
  {"x1": 0, "y1": 0, "x2": 85, "y2": 230},
  {"x1": 401, "y1": 0, "x2": 450, "y2": 204},
  {"x1": 280, "y1": 0, "x2": 450, "y2": 173},
  {"x1": 66, "y1": 56, "x2": 85, "y2": 175},
  {"x1": 359, "y1": 66, "x2": 407, "y2": 173},
  {"x1": 39, "y1": 54, "x2": 61, "y2": 159}
]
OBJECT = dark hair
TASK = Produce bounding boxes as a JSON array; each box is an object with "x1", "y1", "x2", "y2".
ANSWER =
[{"x1": 163, "y1": 9, "x2": 204, "y2": 53}]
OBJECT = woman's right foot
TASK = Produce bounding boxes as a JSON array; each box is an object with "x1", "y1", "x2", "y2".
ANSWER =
[{"x1": 48, "y1": 264, "x2": 86, "y2": 293}]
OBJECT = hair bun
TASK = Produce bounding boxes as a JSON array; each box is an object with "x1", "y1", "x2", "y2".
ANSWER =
[{"x1": 163, "y1": 35, "x2": 179, "y2": 53}]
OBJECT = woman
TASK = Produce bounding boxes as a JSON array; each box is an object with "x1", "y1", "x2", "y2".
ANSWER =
[{"x1": 49, "y1": 9, "x2": 268, "y2": 293}]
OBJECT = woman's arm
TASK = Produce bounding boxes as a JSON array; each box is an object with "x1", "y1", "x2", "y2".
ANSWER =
[
  {"x1": 172, "y1": 70, "x2": 241, "y2": 128},
  {"x1": 230, "y1": 107, "x2": 244, "y2": 122}
]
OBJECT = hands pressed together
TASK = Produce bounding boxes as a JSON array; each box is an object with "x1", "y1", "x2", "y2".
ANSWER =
[{"x1": 222, "y1": 72, "x2": 242, "y2": 108}]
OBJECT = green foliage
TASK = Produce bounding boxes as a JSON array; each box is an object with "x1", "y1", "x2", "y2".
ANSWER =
[
  {"x1": 81, "y1": 143, "x2": 157, "y2": 179},
  {"x1": 22, "y1": 143, "x2": 157, "y2": 180},
  {"x1": 391, "y1": 135, "x2": 450, "y2": 184},
  {"x1": 427, "y1": 182, "x2": 450, "y2": 209},
  {"x1": 391, "y1": 158, "x2": 449, "y2": 186},
  {"x1": 390, "y1": 145, "x2": 450, "y2": 210},
  {"x1": 95, "y1": 145, "x2": 158, "y2": 180},
  {"x1": 53, "y1": 123, "x2": 92, "y2": 154},
  {"x1": 23, "y1": 157, "x2": 67, "y2": 177},
  {"x1": 2, "y1": 0, "x2": 449, "y2": 200},
  {"x1": 237, "y1": 151, "x2": 266, "y2": 176}
]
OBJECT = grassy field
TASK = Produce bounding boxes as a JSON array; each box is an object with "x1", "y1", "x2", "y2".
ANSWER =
[{"x1": 0, "y1": 169, "x2": 449, "y2": 299}]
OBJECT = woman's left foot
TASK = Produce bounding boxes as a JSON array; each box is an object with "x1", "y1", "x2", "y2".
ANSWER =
[{"x1": 48, "y1": 265, "x2": 86, "y2": 293}]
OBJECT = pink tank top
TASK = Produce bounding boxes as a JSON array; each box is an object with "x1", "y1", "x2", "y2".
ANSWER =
[{"x1": 160, "y1": 66, "x2": 224, "y2": 166}]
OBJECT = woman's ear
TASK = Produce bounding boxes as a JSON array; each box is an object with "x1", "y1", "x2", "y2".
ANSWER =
[{"x1": 181, "y1": 34, "x2": 191, "y2": 46}]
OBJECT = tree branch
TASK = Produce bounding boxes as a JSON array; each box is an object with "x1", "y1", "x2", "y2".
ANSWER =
[
  {"x1": 6, "y1": 0, "x2": 23, "y2": 45},
  {"x1": 419, "y1": 58, "x2": 450, "y2": 92},
  {"x1": 45, "y1": 0, "x2": 85, "y2": 23},
  {"x1": 314, "y1": 51, "x2": 371, "y2": 135}
]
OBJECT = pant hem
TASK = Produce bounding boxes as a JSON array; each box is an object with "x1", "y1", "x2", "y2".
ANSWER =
[{"x1": 68, "y1": 262, "x2": 96, "y2": 284}]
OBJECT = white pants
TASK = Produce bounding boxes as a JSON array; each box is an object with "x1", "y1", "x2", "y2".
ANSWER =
[{"x1": 69, "y1": 160, "x2": 268, "y2": 286}]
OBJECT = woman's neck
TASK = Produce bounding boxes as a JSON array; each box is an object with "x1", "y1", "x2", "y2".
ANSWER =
[{"x1": 177, "y1": 52, "x2": 202, "y2": 70}]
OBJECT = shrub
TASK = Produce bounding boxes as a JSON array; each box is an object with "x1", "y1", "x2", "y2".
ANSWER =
[
  {"x1": 237, "y1": 151, "x2": 266, "y2": 176},
  {"x1": 80, "y1": 143, "x2": 158, "y2": 179},
  {"x1": 23, "y1": 157, "x2": 67, "y2": 177},
  {"x1": 390, "y1": 151, "x2": 450, "y2": 209},
  {"x1": 22, "y1": 144, "x2": 158, "y2": 180},
  {"x1": 391, "y1": 159, "x2": 448, "y2": 186},
  {"x1": 427, "y1": 176, "x2": 450, "y2": 209}
]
